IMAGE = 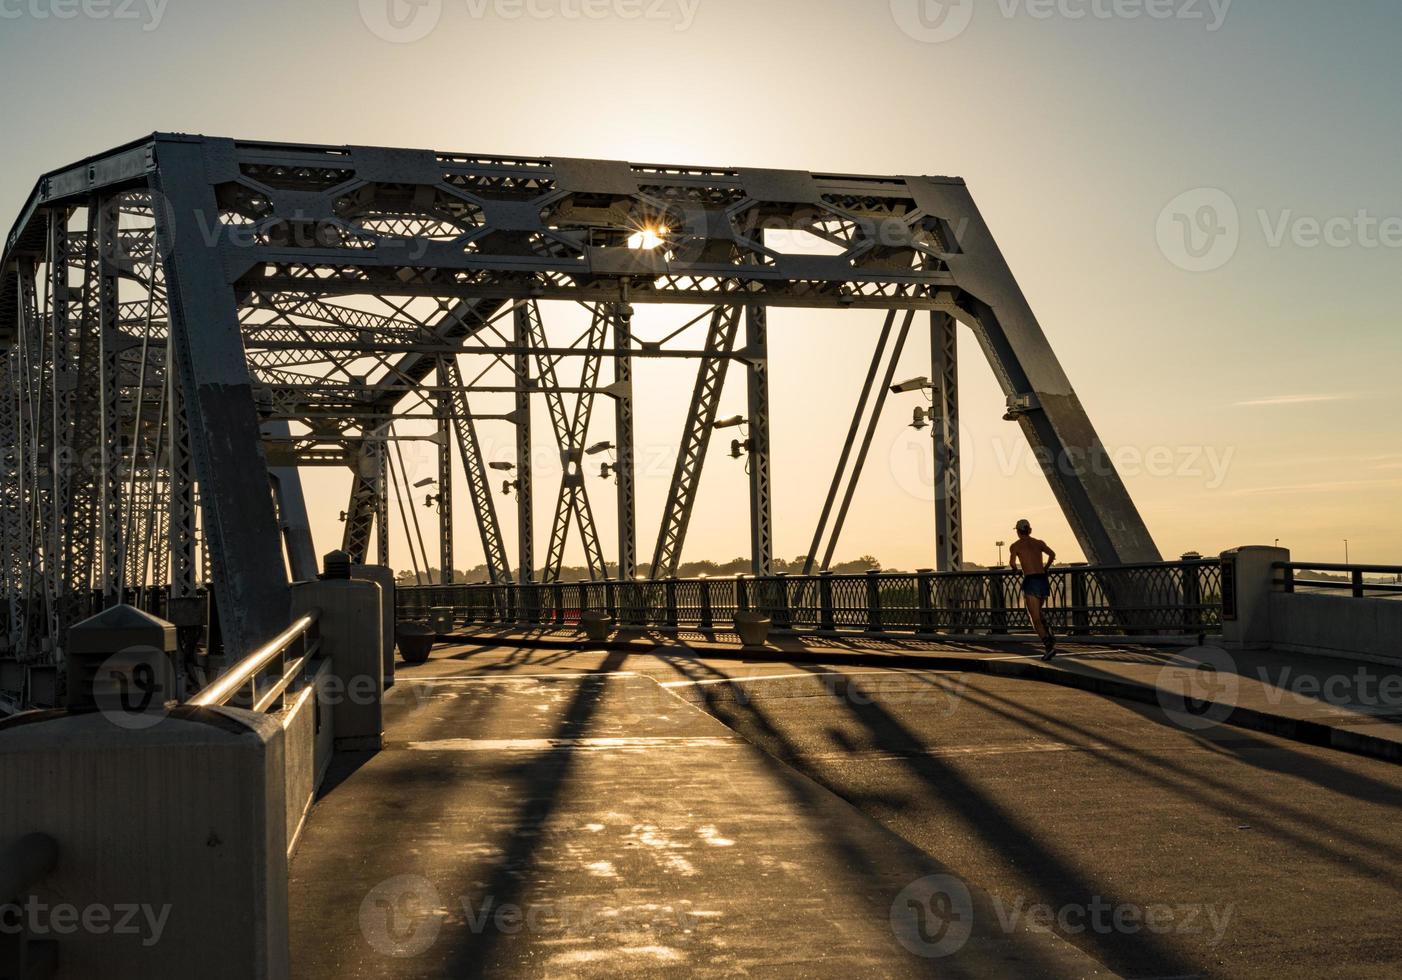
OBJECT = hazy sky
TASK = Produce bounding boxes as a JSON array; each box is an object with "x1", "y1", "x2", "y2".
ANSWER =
[{"x1": 2, "y1": 0, "x2": 1398, "y2": 572}]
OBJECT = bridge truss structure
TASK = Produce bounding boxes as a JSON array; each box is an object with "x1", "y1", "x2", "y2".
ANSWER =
[{"x1": 0, "y1": 133, "x2": 1160, "y2": 684}]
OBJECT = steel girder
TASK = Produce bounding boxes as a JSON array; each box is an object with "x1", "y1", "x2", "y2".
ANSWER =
[
  {"x1": 650, "y1": 306, "x2": 740, "y2": 579},
  {"x1": 524, "y1": 301, "x2": 608, "y2": 583},
  {"x1": 437, "y1": 354, "x2": 511, "y2": 583},
  {"x1": 931, "y1": 312, "x2": 963, "y2": 571},
  {"x1": 0, "y1": 134, "x2": 1161, "y2": 671}
]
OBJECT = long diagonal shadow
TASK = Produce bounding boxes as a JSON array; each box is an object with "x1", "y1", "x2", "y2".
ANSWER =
[
  {"x1": 949, "y1": 681, "x2": 1402, "y2": 878},
  {"x1": 441, "y1": 648, "x2": 630, "y2": 978},
  {"x1": 652, "y1": 653, "x2": 1108, "y2": 978},
  {"x1": 737, "y1": 659, "x2": 1204, "y2": 978}
]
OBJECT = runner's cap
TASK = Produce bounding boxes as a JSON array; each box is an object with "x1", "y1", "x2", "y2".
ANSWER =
[{"x1": 1015, "y1": 519, "x2": 1032, "y2": 533}]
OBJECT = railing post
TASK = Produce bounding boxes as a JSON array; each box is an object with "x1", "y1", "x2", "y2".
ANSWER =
[
  {"x1": 1353, "y1": 569, "x2": 1365, "y2": 598},
  {"x1": 605, "y1": 580, "x2": 618, "y2": 621},
  {"x1": 1070, "y1": 568, "x2": 1090, "y2": 634},
  {"x1": 772, "y1": 574, "x2": 791, "y2": 630},
  {"x1": 1281, "y1": 564, "x2": 1295, "y2": 594},
  {"x1": 1180, "y1": 558, "x2": 1203, "y2": 634},
  {"x1": 819, "y1": 572, "x2": 835, "y2": 633},
  {"x1": 990, "y1": 572, "x2": 1008, "y2": 635},
  {"x1": 916, "y1": 569, "x2": 935, "y2": 635},
  {"x1": 865, "y1": 570, "x2": 883, "y2": 633},
  {"x1": 554, "y1": 583, "x2": 566, "y2": 626},
  {"x1": 736, "y1": 574, "x2": 749, "y2": 613},
  {"x1": 699, "y1": 578, "x2": 714, "y2": 631},
  {"x1": 665, "y1": 579, "x2": 678, "y2": 628}
]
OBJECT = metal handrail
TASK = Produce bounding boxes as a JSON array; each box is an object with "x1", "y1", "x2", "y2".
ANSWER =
[
  {"x1": 188, "y1": 609, "x2": 321, "y2": 709},
  {"x1": 1275, "y1": 562, "x2": 1402, "y2": 598}
]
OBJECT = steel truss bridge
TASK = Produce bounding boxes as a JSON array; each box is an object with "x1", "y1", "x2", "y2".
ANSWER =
[{"x1": 0, "y1": 133, "x2": 1160, "y2": 695}]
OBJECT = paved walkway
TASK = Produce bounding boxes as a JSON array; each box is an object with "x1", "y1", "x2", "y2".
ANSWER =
[
  {"x1": 289, "y1": 634, "x2": 1402, "y2": 978},
  {"x1": 289, "y1": 651, "x2": 1109, "y2": 977},
  {"x1": 448, "y1": 628, "x2": 1402, "y2": 761}
]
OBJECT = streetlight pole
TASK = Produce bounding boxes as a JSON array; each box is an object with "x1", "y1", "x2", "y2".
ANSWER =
[
  {"x1": 1344, "y1": 539, "x2": 1350, "y2": 564},
  {"x1": 996, "y1": 541, "x2": 1006, "y2": 567}
]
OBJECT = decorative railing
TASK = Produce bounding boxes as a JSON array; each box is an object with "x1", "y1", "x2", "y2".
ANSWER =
[{"x1": 398, "y1": 558, "x2": 1224, "y2": 639}]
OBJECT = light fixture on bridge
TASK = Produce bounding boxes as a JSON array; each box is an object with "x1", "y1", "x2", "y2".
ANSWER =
[
  {"x1": 627, "y1": 225, "x2": 668, "y2": 250},
  {"x1": 910, "y1": 407, "x2": 933, "y2": 432},
  {"x1": 599, "y1": 462, "x2": 616, "y2": 481},
  {"x1": 714, "y1": 415, "x2": 746, "y2": 430},
  {"x1": 890, "y1": 376, "x2": 932, "y2": 395},
  {"x1": 488, "y1": 461, "x2": 515, "y2": 472},
  {"x1": 501, "y1": 479, "x2": 520, "y2": 497},
  {"x1": 585, "y1": 441, "x2": 615, "y2": 456},
  {"x1": 413, "y1": 477, "x2": 436, "y2": 489}
]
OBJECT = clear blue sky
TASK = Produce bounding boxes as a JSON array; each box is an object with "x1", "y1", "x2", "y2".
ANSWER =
[{"x1": 2, "y1": 0, "x2": 1398, "y2": 569}]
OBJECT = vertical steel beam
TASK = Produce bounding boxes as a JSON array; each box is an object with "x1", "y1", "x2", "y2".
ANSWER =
[
  {"x1": 513, "y1": 304, "x2": 534, "y2": 583},
  {"x1": 95, "y1": 198, "x2": 123, "y2": 605},
  {"x1": 931, "y1": 311, "x2": 963, "y2": 571},
  {"x1": 374, "y1": 438, "x2": 390, "y2": 567},
  {"x1": 167, "y1": 362, "x2": 197, "y2": 600},
  {"x1": 152, "y1": 143, "x2": 290, "y2": 659},
  {"x1": 611, "y1": 301, "x2": 637, "y2": 581},
  {"x1": 436, "y1": 375, "x2": 454, "y2": 585},
  {"x1": 744, "y1": 305, "x2": 773, "y2": 577}
]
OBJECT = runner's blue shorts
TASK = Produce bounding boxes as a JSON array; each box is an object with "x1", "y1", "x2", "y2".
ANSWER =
[{"x1": 1021, "y1": 574, "x2": 1051, "y2": 600}]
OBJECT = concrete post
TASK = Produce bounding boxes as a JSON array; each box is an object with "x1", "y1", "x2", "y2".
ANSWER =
[
  {"x1": 1220, "y1": 546, "x2": 1290, "y2": 650},
  {"x1": 349, "y1": 564, "x2": 395, "y2": 689},
  {"x1": 290, "y1": 575, "x2": 382, "y2": 752},
  {"x1": 65, "y1": 605, "x2": 179, "y2": 711},
  {"x1": 0, "y1": 707, "x2": 290, "y2": 979}
]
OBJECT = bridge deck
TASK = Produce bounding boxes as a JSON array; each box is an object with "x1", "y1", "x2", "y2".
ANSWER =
[{"x1": 289, "y1": 640, "x2": 1402, "y2": 978}]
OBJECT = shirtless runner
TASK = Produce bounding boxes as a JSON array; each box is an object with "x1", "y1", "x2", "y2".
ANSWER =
[{"x1": 1008, "y1": 519, "x2": 1058, "y2": 660}]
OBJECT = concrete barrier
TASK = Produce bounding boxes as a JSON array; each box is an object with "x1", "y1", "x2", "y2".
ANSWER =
[
  {"x1": 290, "y1": 579, "x2": 382, "y2": 752},
  {"x1": 1223, "y1": 545, "x2": 1400, "y2": 665},
  {"x1": 349, "y1": 565, "x2": 395, "y2": 688},
  {"x1": 1269, "y1": 591, "x2": 1402, "y2": 665},
  {"x1": 0, "y1": 707, "x2": 290, "y2": 979}
]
